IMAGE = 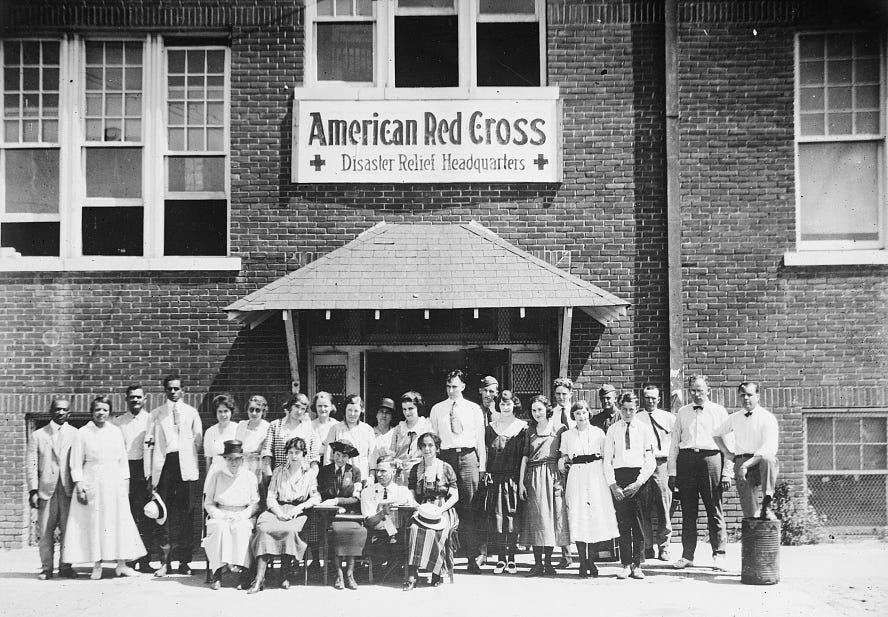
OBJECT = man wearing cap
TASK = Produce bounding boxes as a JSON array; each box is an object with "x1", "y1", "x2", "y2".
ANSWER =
[
  {"x1": 430, "y1": 369, "x2": 487, "y2": 573},
  {"x1": 636, "y1": 384, "x2": 675, "y2": 562},
  {"x1": 713, "y1": 382, "x2": 779, "y2": 521},
  {"x1": 144, "y1": 374, "x2": 203, "y2": 577},
  {"x1": 27, "y1": 396, "x2": 78, "y2": 580},
  {"x1": 668, "y1": 374, "x2": 731, "y2": 570},
  {"x1": 591, "y1": 384, "x2": 620, "y2": 433},
  {"x1": 113, "y1": 384, "x2": 153, "y2": 572},
  {"x1": 479, "y1": 376, "x2": 499, "y2": 425}
]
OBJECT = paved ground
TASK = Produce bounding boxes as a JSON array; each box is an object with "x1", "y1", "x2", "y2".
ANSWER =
[{"x1": 1, "y1": 541, "x2": 885, "y2": 617}]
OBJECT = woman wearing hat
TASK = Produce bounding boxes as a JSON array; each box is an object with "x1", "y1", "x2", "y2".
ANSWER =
[
  {"x1": 318, "y1": 438, "x2": 366, "y2": 590},
  {"x1": 203, "y1": 440, "x2": 260, "y2": 590},
  {"x1": 369, "y1": 397, "x2": 398, "y2": 480},
  {"x1": 63, "y1": 396, "x2": 146, "y2": 579},
  {"x1": 247, "y1": 437, "x2": 320, "y2": 593},
  {"x1": 403, "y1": 432, "x2": 459, "y2": 591}
]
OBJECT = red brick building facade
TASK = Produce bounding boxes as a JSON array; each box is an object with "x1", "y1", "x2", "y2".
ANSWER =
[{"x1": 0, "y1": 0, "x2": 886, "y2": 547}]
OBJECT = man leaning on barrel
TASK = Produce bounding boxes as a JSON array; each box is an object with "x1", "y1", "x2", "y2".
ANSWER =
[{"x1": 713, "y1": 381, "x2": 779, "y2": 521}]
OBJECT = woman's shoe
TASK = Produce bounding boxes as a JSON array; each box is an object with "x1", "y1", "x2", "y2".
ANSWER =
[
  {"x1": 280, "y1": 577, "x2": 291, "y2": 590},
  {"x1": 115, "y1": 564, "x2": 139, "y2": 577},
  {"x1": 431, "y1": 573, "x2": 444, "y2": 587},
  {"x1": 589, "y1": 562, "x2": 599, "y2": 578},
  {"x1": 543, "y1": 565, "x2": 557, "y2": 577},
  {"x1": 246, "y1": 580, "x2": 264, "y2": 594},
  {"x1": 506, "y1": 561, "x2": 518, "y2": 575},
  {"x1": 210, "y1": 568, "x2": 223, "y2": 590},
  {"x1": 526, "y1": 564, "x2": 544, "y2": 577},
  {"x1": 493, "y1": 561, "x2": 506, "y2": 574},
  {"x1": 345, "y1": 574, "x2": 358, "y2": 590},
  {"x1": 333, "y1": 571, "x2": 344, "y2": 590},
  {"x1": 90, "y1": 565, "x2": 103, "y2": 580},
  {"x1": 402, "y1": 576, "x2": 416, "y2": 591}
]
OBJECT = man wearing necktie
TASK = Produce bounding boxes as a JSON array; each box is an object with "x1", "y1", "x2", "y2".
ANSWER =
[
  {"x1": 361, "y1": 457, "x2": 411, "y2": 574},
  {"x1": 27, "y1": 397, "x2": 78, "y2": 580},
  {"x1": 636, "y1": 384, "x2": 676, "y2": 562},
  {"x1": 144, "y1": 374, "x2": 203, "y2": 576},
  {"x1": 429, "y1": 369, "x2": 487, "y2": 573},
  {"x1": 713, "y1": 382, "x2": 779, "y2": 520},
  {"x1": 604, "y1": 392, "x2": 656, "y2": 580},
  {"x1": 667, "y1": 374, "x2": 731, "y2": 571}
]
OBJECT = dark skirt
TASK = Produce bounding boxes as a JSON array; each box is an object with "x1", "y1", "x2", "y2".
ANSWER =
[
  {"x1": 330, "y1": 519, "x2": 368, "y2": 557},
  {"x1": 251, "y1": 508, "x2": 309, "y2": 559}
]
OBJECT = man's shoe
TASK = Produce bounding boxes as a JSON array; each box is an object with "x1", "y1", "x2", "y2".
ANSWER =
[
  {"x1": 672, "y1": 557, "x2": 694, "y2": 569},
  {"x1": 493, "y1": 561, "x2": 506, "y2": 574},
  {"x1": 543, "y1": 564, "x2": 557, "y2": 577},
  {"x1": 506, "y1": 561, "x2": 517, "y2": 575},
  {"x1": 37, "y1": 570, "x2": 51, "y2": 580},
  {"x1": 630, "y1": 565, "x2": 646, "y2": 579},
  {"x1": 616, "y1": 565, "x2": 631, "y2": 579},
  {"x1": 431, "y1": 573, "x2": 444, "y2": 587},
  {"x1": 526, "y1": 564, "x2": 544, "y2": 577},
  {"x1": 712, "y1": 553, "x2": 726, "y2": 571},
  {"x1": 177, "y1": 562, "x2": 192, "y2": 575},
  {"x1": 644, "y1": 548, "x2": 656, "y2": 560},
  {"x1": 658, "y1": 546, "x2": 670, "y2": 562},
  {"x1": 402, "y1": 576, "x2": 417, "y2": 591},
  {"x1": 466, "y1": 560, "x2": 482, "y2": 574},
  {"x1": 154, "y1": 564, "x2": 169, "y2": 577},
  {"x1": 58, "y1": 566, "x2": 77, "y2": 579}
]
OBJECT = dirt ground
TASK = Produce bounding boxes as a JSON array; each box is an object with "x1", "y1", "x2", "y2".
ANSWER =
[{"x1": 1, "y1": 540, "x2": 885, "y2": 617}]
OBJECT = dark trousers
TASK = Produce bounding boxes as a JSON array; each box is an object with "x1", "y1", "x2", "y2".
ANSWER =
[
  {"x1": 128, "y1": 460, "x2": 153, "y2": 559},
  {"x1": 155, "y1": 452, "x2": 196, "y2": 564},
  {"x1": 613, "y1": 468, "x2": 645, "y2": 567},
  {"x1": 439, "y1": 448, "x2": 482, "y2": 560},
  {"x1": 676, "y1": 450, "x2": 726, "y2": 560}
]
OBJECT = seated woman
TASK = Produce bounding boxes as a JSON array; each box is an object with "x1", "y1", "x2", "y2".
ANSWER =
[
  {"x1": 403, "y1": 432, "x2": 459, "y2": 591},
  {"x1": 203, "y1": 440, "x2": 259, "y2": 590},
  {"x1": 318, "y1": 439, "x2": 366, "y2": 590},
  {"x1": 248, "y1": 437, "x2": 320, "y2": 593}
]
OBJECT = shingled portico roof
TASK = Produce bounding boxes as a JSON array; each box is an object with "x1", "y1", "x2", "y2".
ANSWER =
[{"x1": 225, "y1": 221, "x2": 629, "y2": 325}]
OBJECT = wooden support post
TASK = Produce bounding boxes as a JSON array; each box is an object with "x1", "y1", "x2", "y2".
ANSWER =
[
  {"x1": 283, "y1": 309, "x2": 301, "y2": 393},
  {"x1": 559, "y1": 307, "x2": 573, "y2": 378}
]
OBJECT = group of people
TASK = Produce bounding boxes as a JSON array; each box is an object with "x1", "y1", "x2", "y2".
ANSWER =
[{"x1": 27, "y1": 370, "x2": 779, "y2": 590}]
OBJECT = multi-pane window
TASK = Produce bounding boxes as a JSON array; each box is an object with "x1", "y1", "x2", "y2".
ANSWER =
[
  {"x1": 306, "y1": 0, "x2": 545, "y2": 88},
  {"x1": 0, "y1": 37, "x2": 229, "y2": 261},
  {"x1": 806, "y1": 414, "x2": 888, "y2": 526},
  {"x1": 796, "y1": 32, "x2": 885, "y2": 249},
  {"x1": 1, "y1": 41, "x2": 61, "y2": 256}
]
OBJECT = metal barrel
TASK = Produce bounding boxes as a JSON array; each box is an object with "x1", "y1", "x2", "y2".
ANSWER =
[{"x1": 741, "y1": 518, "x2": 780, "y2": 585}]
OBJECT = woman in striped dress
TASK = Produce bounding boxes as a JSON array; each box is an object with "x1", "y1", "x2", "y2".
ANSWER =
[{"x1": 403, "y1": 432, "x2": 459, "y2": 590}]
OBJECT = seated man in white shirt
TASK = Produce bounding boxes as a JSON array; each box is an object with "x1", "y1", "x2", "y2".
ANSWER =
[
  {"x1": 361, "y1": 456, "x2": 412, "y2": 574},
  {"x1": 714, "y1": 381, "x2": 779, "y2": 520}
]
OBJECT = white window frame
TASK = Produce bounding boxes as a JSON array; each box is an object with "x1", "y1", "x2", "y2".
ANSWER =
[
  {"x1": 0, "y1": 34, "x2": 239, "y2": 271},
  {"x1": 792, "y1": 30, "x2": 888, "y2": 255},
  {"x1": 303, "y1": 0, "x2": 547, "y2": 91}
]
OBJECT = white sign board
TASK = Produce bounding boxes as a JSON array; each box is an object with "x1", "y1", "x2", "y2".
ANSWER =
[{"x1": 292, "y1": 99, "x2": 561, "y2": 183}]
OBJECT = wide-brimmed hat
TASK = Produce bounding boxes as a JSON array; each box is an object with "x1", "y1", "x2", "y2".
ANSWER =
[
  {"x1": 412, "y1": 503, "x2": 446, "y2": 531},
  {"x1": 330, "y1": 439, "x2": 359, "y2": 458},
  {"x1": 222, "y1": 440, "x2": 245, "y2": 458},
  {"x1": 143, "y1": 491, "x2": 168, "y2": 526},
  {"x1": 376, "y1": 398, "x2": 395, "y2": 412}
]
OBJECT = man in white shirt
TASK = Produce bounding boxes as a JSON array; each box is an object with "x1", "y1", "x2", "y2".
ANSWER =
[
  {"x1": 667, "y1": 374, "x2": 732, "y2": 570},
  {"x1": 637, "y1": 384, "x2": 675, "y2": 562},
  {"x1": 429, "y1": 369, "x2": 486, "y2": 573},
  {"x1": 113, "y1": 384, "x2": 152, "y2": 572},
  {"x1": 361, "y1": 457, "x2": 412, "y2": 576},
  {"x1": 604, "y1": 392, "x2": 656, "y2": 580},
  {"x1": 26, "y1": 397, "x2": 78, "y2": 580},
  {"x1": 144, "y1": 374, "x2": 203, "y2": 577},
  {"x1": 714, "y1": 382, "x2": 779, "y2": 520}
]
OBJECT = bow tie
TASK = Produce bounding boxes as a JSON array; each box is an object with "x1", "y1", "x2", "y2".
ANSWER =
[
  {"x1": 693, "y1": 405, "x2": 703, "y2": 411},
  {"x1": 744, "y1": 411, "x2": 753, "y2": 417}
]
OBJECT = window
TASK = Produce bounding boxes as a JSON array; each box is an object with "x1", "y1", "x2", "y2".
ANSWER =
[
  {"x1": 795, "y1": 32, "x2": 885, "y2": 251},
  {"x1": 805, "y1": 413, "x2": 888, "y2": 527},
  {"x1": 0, "y1": 36, "x2": 231, "y2": 265},
  {"x1": 305, "y1": 0, "x2": 545, "y2": 88}
]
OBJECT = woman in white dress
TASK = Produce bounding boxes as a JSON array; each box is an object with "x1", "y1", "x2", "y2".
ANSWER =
[
  {"x1": 390, "y1": 391, "x2": 432, "y2": 485},
  {"x1": 324, "y1": 395, "x2": 375, "y2": 481},
  {"x1": 559, "y1": 400, "x2": 619, "y2": 578},
  {"x1": 369, "y1": 397, "x2": 397, "y2": 480},
  {"x1": 203, "y1": 440, "x2": 259, "y2": 589},
  {"x1": 236, "y1": 394, "x2": 270, "y2": 485},
  {"x1": 204, "y1": 394, "x2": 239, "y2": 476},
  {"x1": 310, "y1": 391, "x2": 339, "y2": 447},
  {"x1": 63, "y1": 395, "x2": 146, "y2": 579}
]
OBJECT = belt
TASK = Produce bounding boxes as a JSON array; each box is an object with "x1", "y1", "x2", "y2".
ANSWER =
[
  {"x1": 278, "y1": 498, "x2": 307, "y2": 506},
  {"x1": 655, "y1": 456, "x2": 668, "y2": 462},
  {"x1": 680, "y1": 448, "x2": 720, "y2": 456},
  {"x1": 735, "y1": 453, "x2": 755, "y2": 458},
  {"x1": 572, "y1": 454, "x2": 602, "y2": 464},
  {"x1": 441, "y1": 447, "x2": 475, "y2": 455}
]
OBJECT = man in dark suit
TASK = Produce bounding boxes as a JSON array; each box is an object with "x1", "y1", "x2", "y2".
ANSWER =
[{"x1": 27, "y1": 397, "x2": 78, "y2": 580}]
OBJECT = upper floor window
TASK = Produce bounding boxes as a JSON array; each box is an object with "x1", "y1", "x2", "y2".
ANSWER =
[
  {"x1": 0, "y1": 36, "x2": 230, "y2": 261},
  {"x1": 795, "y1": 32, "x2": 885, "y2": 251},
  {"x1": 305, "y1": 0, "x2": 545, "y2": 89}
]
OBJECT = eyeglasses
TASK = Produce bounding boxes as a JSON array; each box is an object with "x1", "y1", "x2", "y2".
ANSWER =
[{"x1": 53, "y1": 407, "x2": 69, "y2": 411}]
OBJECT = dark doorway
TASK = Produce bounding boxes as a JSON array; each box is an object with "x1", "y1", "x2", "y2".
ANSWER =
[{"x1": 364, "y1": 349, "x2": 509, "y2": 425}]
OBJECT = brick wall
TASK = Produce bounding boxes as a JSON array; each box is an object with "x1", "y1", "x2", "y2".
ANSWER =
[{"x1": 0, "y1": 0, "x2": 886, "y2": 547}]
